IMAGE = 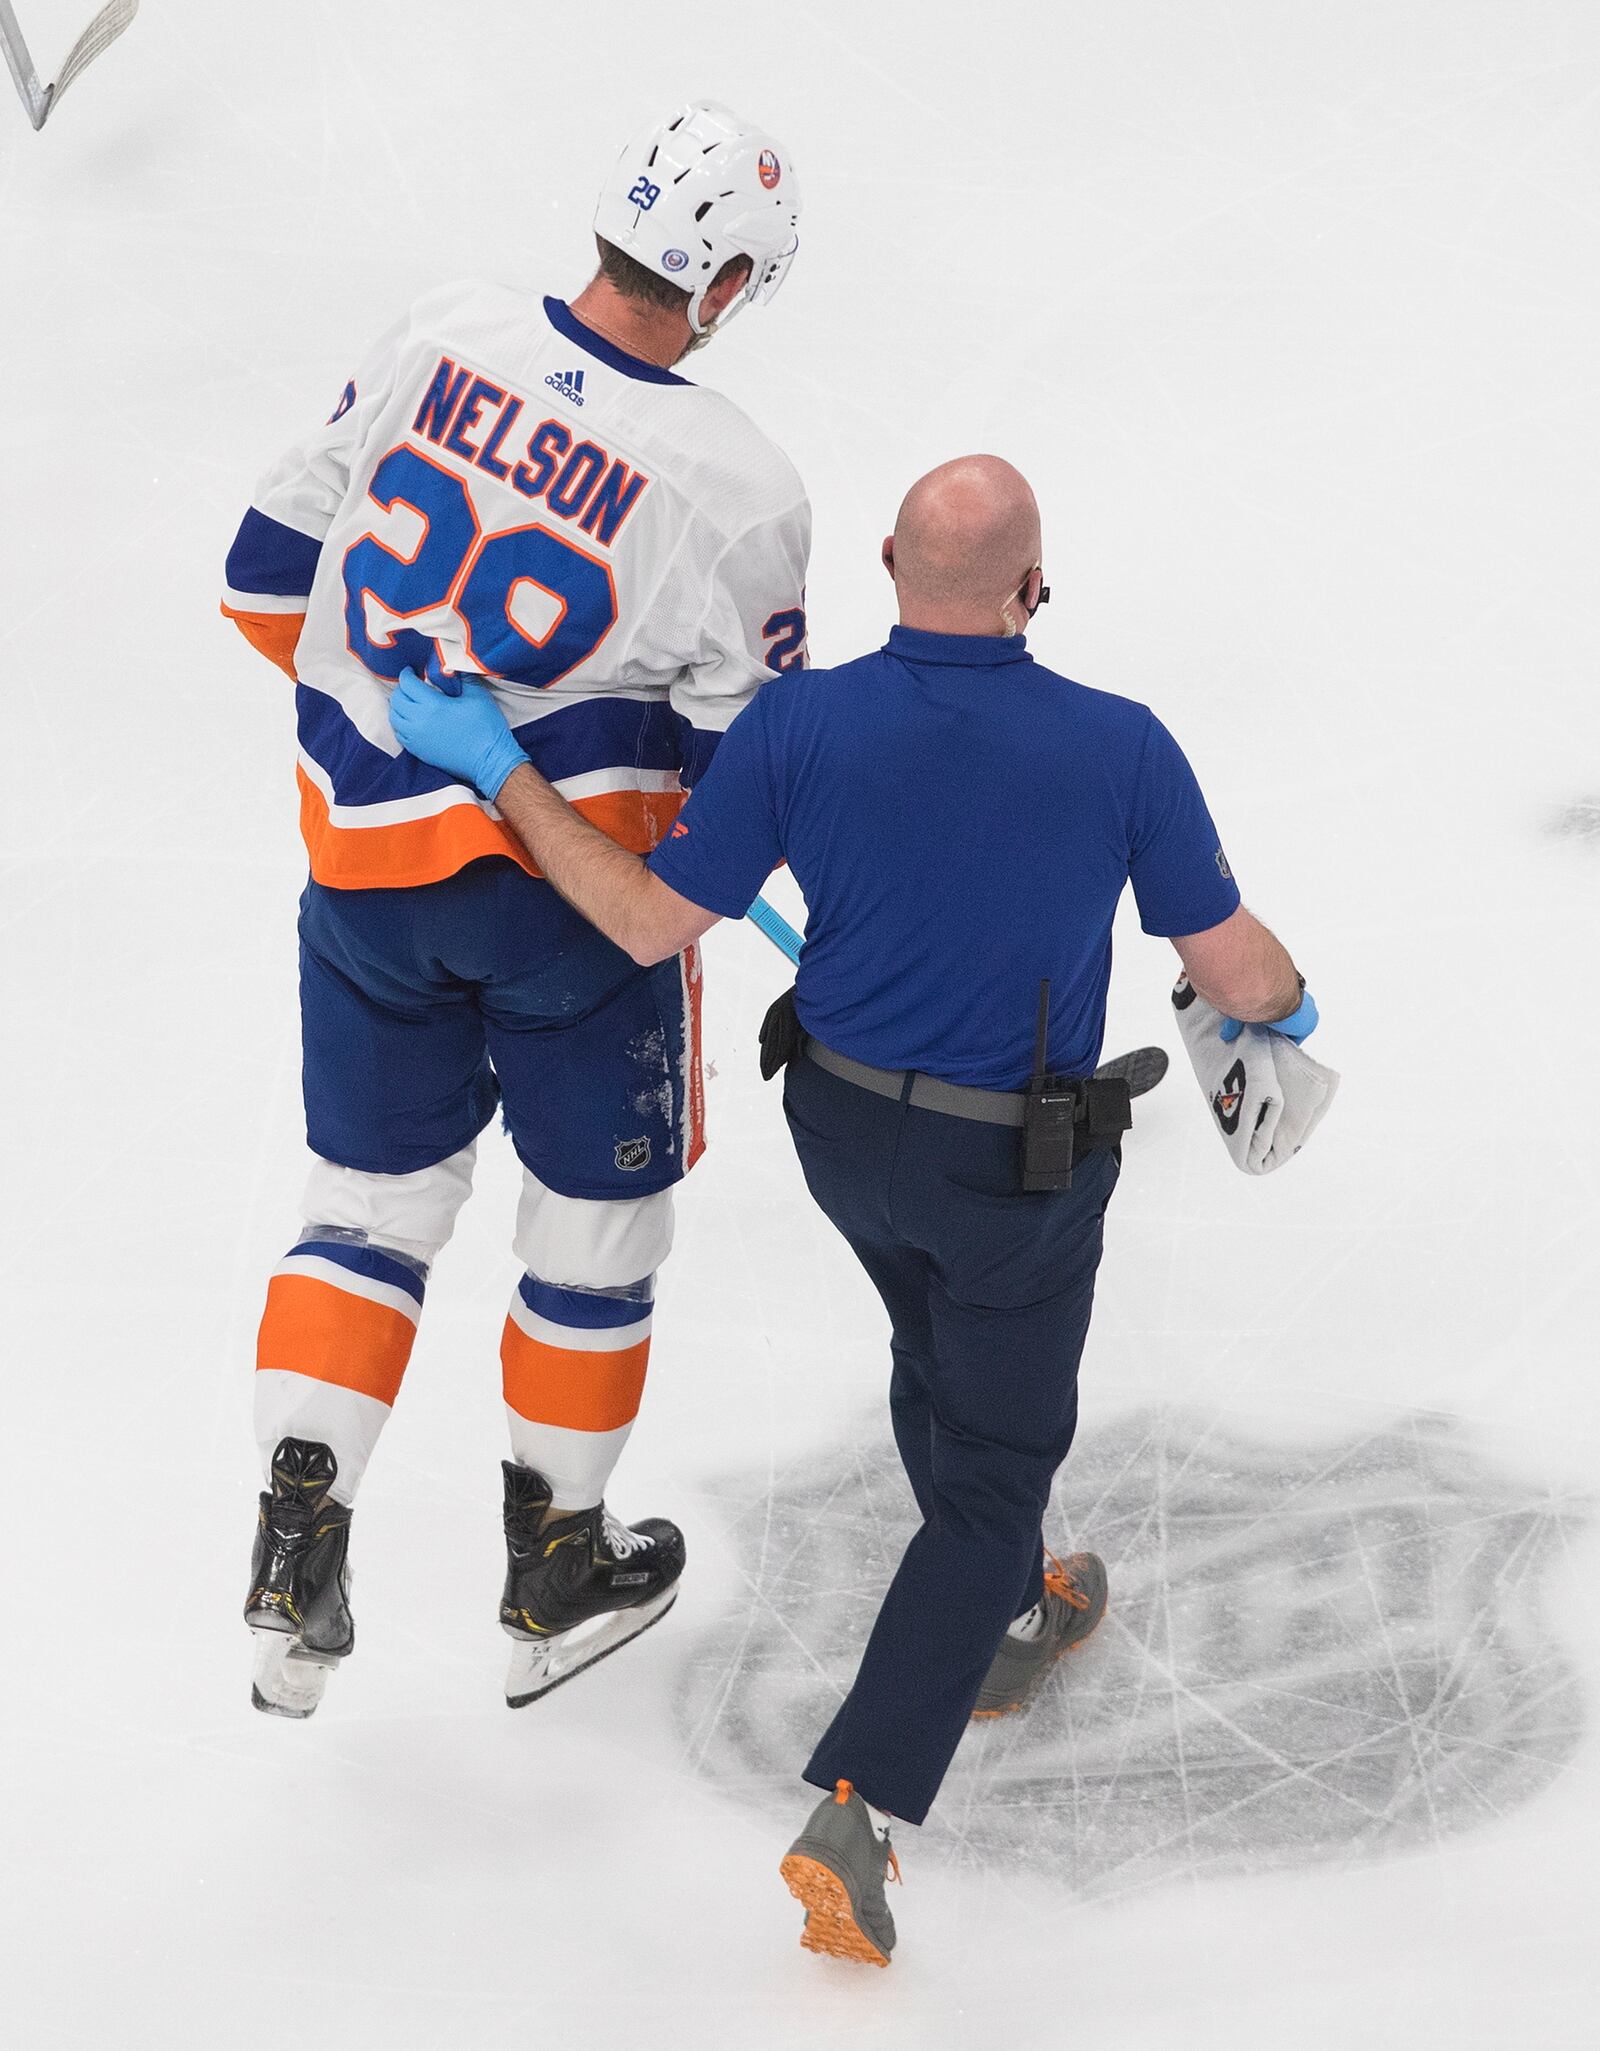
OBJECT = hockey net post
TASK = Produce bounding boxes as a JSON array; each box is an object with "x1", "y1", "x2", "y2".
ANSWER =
[{"x1": 1, "y1": 0, "x2": 137, "y2": 131}]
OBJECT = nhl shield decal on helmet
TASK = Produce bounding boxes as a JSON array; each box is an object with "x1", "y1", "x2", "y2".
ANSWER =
[
  {"x1": 1212, "y1": 1059, "x2": 1247, "y2": 1136},
  {"x1": 758, "y1": 148, "x2": 781, "y2": 188}
]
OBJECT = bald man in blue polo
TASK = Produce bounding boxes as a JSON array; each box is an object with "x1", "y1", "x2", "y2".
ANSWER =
[{"x1": 388, "y1": 454, "x2": 1316, "y2": 1967}]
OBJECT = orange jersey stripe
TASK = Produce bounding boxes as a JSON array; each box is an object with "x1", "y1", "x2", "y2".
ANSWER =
[
  {"x1": 256, "y1": 1272, "x2": 418, "y2": 1407},
  {"x1": 297, "y1": 769, "x2": 685, "y2": 891},
  {"x1": 501, "y1": 1319, "x2": 652, "y2": 1434},
  {"x1": 572, "y1": 784, "x2": 685, "y2": 853},
  {"x1": 222, "y1": 603, "x2": 305, "y2": 680},
  {"x1": 298, "y1": 766, "x2": 534, "y2": 889}
]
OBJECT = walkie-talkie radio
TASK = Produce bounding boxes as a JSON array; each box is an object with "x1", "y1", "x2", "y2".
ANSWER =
[
  {"x1": 1022, "y1": 980, "x2": 1080, "y2": 1191},
  {"x1": 1021, "y1": 980, "x2": 1134, "y2": 1192}
]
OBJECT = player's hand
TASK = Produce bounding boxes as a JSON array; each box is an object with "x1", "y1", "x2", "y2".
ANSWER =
[
  {"x1": 1219, "y1": 989, "x2": 1319, "y2": 1045},
  {"x1": 389, "y1": 665, "x2": 527, "y2": 800}
]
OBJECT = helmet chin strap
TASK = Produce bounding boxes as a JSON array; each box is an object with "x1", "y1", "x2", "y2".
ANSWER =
[{"x1": 687, "y1": 283, "x2": 754, "y2": 344}]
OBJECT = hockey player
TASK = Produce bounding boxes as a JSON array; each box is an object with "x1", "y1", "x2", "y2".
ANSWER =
[{"x1": 224, "y1": 102, "x2": 809, "y2": 1718}]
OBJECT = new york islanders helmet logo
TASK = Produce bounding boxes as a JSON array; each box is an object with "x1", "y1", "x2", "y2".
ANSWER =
[{"x1": 757, "y1": 149, "x2": 781, "y2": 189}]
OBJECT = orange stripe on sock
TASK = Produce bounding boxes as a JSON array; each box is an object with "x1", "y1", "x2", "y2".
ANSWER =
[
  {"x1": 501, "y1": 1317, "x2": 651, "y2": 1432},
  {"x1": 256, "y1": 1273, "x2": 417, "y2": 1407}
]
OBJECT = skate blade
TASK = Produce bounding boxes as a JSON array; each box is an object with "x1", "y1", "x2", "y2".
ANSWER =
[
  {"x1": 504, "y1": 1586, "x2": 678, "y2": 1708},
  {"x1": 779, "y1": 1855, "x2": 890, "y2": 1968},
  {"x1": 250, "y1": 1628, "x2": 336, "y2": 1719}
]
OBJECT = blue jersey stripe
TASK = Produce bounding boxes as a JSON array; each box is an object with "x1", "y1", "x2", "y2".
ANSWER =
[
  {"x1": 299, "y1": 686, "x2": 682, "y2": 810},
  {"x1": 518, "y1": 1273, "x2": 654, "y2": 1330},
  {"x1": 298, "y1": 685, "x2": 463, "y2": 801},
  {"x1": 515, "y1": 697, "x2": 680, "y2": 784},
  {"x1": 227, "y1": 508, "x2": 323, "y2": 599},
  {"x1": 672, "y1": 713, "x2": 724, "y2": 790}
]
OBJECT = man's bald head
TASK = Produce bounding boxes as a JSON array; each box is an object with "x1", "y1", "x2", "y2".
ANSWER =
[{"x1": 885, "y1": 456, "x2": 1043, "y2": 635}]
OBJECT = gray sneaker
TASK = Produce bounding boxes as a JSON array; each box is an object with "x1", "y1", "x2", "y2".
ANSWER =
[
  {"x1": 972, "y1": 1550, "x2": 1109, "y2": 1719},
  {"x1": 779, "y1": 1781, "x2": 899, "y2": 1966}
]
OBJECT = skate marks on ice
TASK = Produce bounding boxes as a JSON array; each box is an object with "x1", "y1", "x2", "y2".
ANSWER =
[
  {"x1": 677, "y1": 1409, "x2": 1586, "y2": 1899},
  {"x1": 1550, "y1": 797, "x2": 1600, "y2": 844}
]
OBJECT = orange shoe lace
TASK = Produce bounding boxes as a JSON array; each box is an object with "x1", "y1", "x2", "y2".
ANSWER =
[
  {"x1": 834, "y1": 1781, "x2": 903, "y2": 1884},
  {"x1": 1043, "y1": 1549, "x2": 1091, "y2": 1610}
]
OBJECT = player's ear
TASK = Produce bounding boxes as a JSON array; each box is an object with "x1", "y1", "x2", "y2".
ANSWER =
[
  {"x1": 881, "y1": 537, "x2": 895, "y2": 580},
  {"x1": 703, "y1": 255, "x2": 754, "y2": 324}
]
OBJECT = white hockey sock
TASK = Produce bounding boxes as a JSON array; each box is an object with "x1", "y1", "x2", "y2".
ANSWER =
[
  {"x1": 501, "y1": 1272, "x2": 655, "y2": 1506},
  {"x1": 865, "y1": 1800, "x2": 894, "y2": 1840},
  {"x1": 255, "y1": 1231, "x2": 431, "y2": 1504}
]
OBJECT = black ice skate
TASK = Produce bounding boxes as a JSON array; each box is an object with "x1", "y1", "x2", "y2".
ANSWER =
[
  {"x1": 500, "y1": 1462, "x2": 685, "y2": 1707},
  {"x1": 243, "y1": 1437, "x2": 354, "y2": 1720}
]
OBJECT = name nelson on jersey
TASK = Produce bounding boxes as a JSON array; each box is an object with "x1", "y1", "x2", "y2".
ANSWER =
[
  {"x1": 410, "y1": 354, "x2": 650, "y2": 546},
  {"x1": 222, "y1": 284, "x2": 810, "y2": 896}
]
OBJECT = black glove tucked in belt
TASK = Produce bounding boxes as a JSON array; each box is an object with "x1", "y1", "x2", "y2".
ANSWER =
[{"x1": 759, "y1": 985, "x2": 804, "y2": 1081}]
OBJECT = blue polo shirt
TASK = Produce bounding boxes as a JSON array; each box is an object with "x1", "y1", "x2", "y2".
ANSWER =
[{"x1": 648, "y1": 626, "x2": 1240, "y2": 1089}]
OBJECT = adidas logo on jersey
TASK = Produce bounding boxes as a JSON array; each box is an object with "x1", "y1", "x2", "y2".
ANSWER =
[{"x1": 544, "y1": 367, "x2": 586, "y2": 407}]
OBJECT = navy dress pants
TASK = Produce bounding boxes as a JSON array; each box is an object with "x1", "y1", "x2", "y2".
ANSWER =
[{"x1": 783, "y1": 1052, "x2": 1118, "y2": 1825}]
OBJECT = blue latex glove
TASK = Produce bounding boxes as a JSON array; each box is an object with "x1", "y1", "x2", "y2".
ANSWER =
[
  {"x1": 389, "y1": 665, "x2": 527, "y2": 800},
  {"x1": 1219, "y1": 988, "x2": 1319, "y2": 1045}
]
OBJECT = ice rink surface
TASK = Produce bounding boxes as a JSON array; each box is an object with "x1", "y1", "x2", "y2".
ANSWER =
[{"x1": 2, "y1": 2, "x2": 1597, "y2": 2044}]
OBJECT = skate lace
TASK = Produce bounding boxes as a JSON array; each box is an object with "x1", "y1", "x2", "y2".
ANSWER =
[
  {"x1": 267, "y1": 1504, "x2": 314, "y2": 1548},
  {"x1": 601, "y1": 1508, "x2": 645, "y2": 1558},
  {"x1": 834, "y1": 1781, "x2": 903, "y2": 1886},
  {"x1": 1043, "y1": 1549, "x2": 1091, "y2": 1611}
]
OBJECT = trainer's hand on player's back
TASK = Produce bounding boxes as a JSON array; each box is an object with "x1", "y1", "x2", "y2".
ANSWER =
[{"x1": 389, "y1": 665, "x2": 527, "y2": 800}]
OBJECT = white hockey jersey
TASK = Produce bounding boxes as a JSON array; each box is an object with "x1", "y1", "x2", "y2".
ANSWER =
[{"x1": 223, "y1": 282, "x2": 810, "y2": 890}]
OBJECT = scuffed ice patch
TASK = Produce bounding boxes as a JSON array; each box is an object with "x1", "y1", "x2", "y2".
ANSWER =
[
  {"x1": 677, "y1": 1408, "x2": 1586, "y2": 1900},
  {"x1": 1551, "y1": 798, "x2": 1600, "y2": 842}
]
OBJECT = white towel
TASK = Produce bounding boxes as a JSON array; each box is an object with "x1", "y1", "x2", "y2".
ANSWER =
[{"x1": 1172, "y1": 977, "x2": 1340, "y2": 1175}]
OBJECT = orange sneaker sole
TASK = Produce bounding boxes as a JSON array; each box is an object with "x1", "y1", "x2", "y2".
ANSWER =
[
  {"x1": 970, "y1": 1602, "x2": 1108, "y2": 1720},
  {"x1": 779, "y1": 1853, "x2": 891, "y2": 1967}
]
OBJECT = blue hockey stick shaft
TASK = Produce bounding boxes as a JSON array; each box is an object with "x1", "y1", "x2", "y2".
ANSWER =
[{"x1": 745, "y1": 893, "x2": 802, "y2": 964}]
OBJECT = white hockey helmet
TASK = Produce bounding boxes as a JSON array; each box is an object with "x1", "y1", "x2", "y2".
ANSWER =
[{"x1": 593, "y1": 100, "x2": 801, "y2": 335}]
